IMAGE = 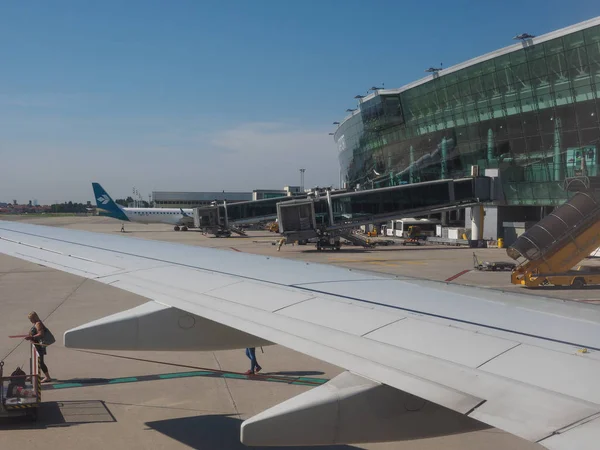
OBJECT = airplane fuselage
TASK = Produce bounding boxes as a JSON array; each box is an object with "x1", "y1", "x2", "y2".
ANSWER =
[{"x1": 120, "y1": 207, "x2": 194, "y2": 226}]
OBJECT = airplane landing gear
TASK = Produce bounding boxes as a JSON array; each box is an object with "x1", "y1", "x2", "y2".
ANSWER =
[
  {"x1": 181, "y1": 226, "x2": 188, "y2": 231},
  {"x1": 174, "y1": 226, "x2": 180, "y2": 231}
]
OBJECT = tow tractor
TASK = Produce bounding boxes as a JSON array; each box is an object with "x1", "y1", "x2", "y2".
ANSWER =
[
  {"x1": 316, "y1": 236, "x2": 342, "y2": 251},
  {"x1": 401, "y1": 225, "x2": 426, "y2": 246},
  {"x1": 1, "y1": 343, "x2": 42, "y2": 421},
  {"x1": 473, "y1": 253, "x2": 516, "y2": 271}
]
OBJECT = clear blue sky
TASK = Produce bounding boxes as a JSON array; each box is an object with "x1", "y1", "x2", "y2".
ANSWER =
[{"x1": 0, "y1": 1, "x2": 598, "y2": 203}]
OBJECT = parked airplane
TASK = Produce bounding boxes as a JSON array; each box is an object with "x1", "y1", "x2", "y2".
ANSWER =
[
  {"x1": 93, "y1": 182, "x2": 194, "y2": 231},
  {"x1": 0, "y1": 219, "x2": 599, "y2": 449}
]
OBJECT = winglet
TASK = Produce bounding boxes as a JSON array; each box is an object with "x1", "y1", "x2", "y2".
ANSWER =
[{"x1": 92, "y1": 183, "x2": 130, "y2": 221}]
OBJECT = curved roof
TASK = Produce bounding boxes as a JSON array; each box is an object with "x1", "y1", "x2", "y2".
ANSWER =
[{"x1": 333, "y1": 16, "x2": 600, "y2": 133}]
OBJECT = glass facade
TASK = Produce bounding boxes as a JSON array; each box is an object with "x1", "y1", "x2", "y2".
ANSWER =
[{"x1": 334, "y1": 22, "x2": 600, "y2": 206}]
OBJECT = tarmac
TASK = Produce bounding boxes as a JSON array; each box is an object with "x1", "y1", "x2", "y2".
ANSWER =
[{"x1": 2, "y1": 215, "x2": 596, "y2": 449}]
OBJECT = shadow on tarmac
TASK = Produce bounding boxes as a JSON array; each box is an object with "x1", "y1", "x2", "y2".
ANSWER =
[
  {"x1": 146, "y1": 414, "x2": 361, "y2": 450},
  {"x1": 524, "y1": 285, "x2": 600, "y2": 291},
  {"x1": 267, "y1": 371, "x2": 325, "y2": 376},
  {"x1": 0, "y1": 400, "x2": 116, "y2": 429},
  {"x1": 300, "y1": 246, "x2": 477, "y2": 254},
  {"x1": 42, "y1": 369, "x2": 329, "y2": 391}
]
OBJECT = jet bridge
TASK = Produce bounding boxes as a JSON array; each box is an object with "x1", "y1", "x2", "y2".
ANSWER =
[
  {"x1": 508, "y1": 192, "x2": 600, "y2": 287},
  {"x1": 193, "y1": 177, "x2": 491, "y2": 240},
  {"x1": 193, "y1": 196, "x2": 306, "y2": 237},
  {"x1": 278, "y1": 177, "x2": 491, "y2": 244}
]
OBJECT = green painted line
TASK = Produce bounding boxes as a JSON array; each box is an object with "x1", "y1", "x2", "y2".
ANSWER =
[
  {"x1": 108, "y1": 377, "x2": 138, "y2": 384},
  {"x1": 158, "y1": 371, "x2": 213, "y2": 379},
  {"x1": 264, "y1": 378, "x2": 288, "y2": 383},
  {"x1": 222, "y1": 373, "x2": 248, "y2": 379},
  {"x1": 52, "y1": 382, "x2": 83, "y2": 389},
  {"x1": 297, "y1": 377, "x2": 328, "y2": 384},
  {"x1": 43, "y1": 371, "x2": 330, "y2": 391}
]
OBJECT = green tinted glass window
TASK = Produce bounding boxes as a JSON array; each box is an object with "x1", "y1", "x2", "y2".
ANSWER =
[
  {"x1": 585, "y1": 42, "x2": 600, "y2": 73},
  {"x1": 481, "y1": 71, "x2": 497, "y2": 91},
  {"x1": 546, "y1": 53, "x2": 568, "y2": 81},
  {"x1": 584, "y1": 25, "x2": 600, "y2": 44},
  {"x1": 494, "y1": 54, "x2": 512, "y2": 69},
  {"x1": 563, "y1": 30, "x2": 585, "y2": 50},
  {"x1": 544, "y1": 37, "x2": 564, "y2": 55},
  {"x1": 512, "y1": 62, "x2": 531, "y2": 87},
  {"x1": 479, "y1": 59, "x2": 495, "y2": 74},
  {"x1": 528, "y1": 57, "x2": 548, "y2": 80},
  {"x1": 443, "y1": 72, "x2": 458, "y2": 85},
  {"x1": 565, "y1": 47, "x2": 588, "y2": 70},
  {"x1": 525, "y1": 44, "x2": 545, "y2": 61},
  {"x1": 510, "y1": 49, "x2": 527, "y2": 65}
]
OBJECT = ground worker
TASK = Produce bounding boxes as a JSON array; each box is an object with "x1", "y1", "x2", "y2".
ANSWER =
[
  {"x1": 277, "y1": 238, "x2": 285, "y2": 251},
  {"x1": 244, "y1": 347, "x2": 262, "y2": 375},
  {"x1": 25, "y1": 312, "x2": 53, "y2": 383}
]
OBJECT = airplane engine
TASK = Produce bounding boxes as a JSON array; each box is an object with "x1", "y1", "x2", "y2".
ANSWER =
[{"x1": 242, "y1": 371, "x2": 488, "y2": 446}]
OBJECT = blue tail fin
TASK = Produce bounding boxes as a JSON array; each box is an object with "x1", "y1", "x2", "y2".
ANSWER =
[{"x1": 92, "y1": 183, "x2": 130, "y2": 221}]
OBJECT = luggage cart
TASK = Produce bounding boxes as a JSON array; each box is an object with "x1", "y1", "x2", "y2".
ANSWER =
[
  {"x1": 0, "y1": 343, "x2": 42, "y2": 420},
  {"x1": 473, "y1": 252, "x2": 516, "y2": 272}
]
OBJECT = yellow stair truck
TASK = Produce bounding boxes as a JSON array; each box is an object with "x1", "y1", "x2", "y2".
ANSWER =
[{"x1": 507, "y1": 192, "x2": 600, "y2": 288}]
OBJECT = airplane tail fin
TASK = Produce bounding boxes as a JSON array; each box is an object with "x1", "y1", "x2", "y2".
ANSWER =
[{"x1": 92, "y1": 183, "x2": 129, "y2": 221}]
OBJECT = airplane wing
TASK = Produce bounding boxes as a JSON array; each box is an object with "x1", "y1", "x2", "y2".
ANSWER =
[{"x1": 1, "y1": 220, "x2": 599, "y2": 449}]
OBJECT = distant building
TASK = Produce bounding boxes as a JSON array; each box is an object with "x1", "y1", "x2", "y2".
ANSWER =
[
  {"x1": 252, "y1": 186, "x2": 302, "y2": 201},
  {"x1": 152, "y1": 191, "x2": 253, "y2": 208},
  {"x1": 152, "y1": 187, "x2": 303, "y2": 208}
]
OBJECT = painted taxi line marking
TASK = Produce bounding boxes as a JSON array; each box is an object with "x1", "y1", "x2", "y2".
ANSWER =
[{"x1": 43, "y1": 370, "x2": 329, "y2": 391}]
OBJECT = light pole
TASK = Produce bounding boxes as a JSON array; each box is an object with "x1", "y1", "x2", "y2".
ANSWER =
[{"x1": 299, "y1": 168, "x2": 306, "y2": 192}]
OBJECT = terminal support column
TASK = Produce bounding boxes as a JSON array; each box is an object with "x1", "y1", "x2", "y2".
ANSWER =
[
  {"x1": 409, "y1": 146, "x2": 415, "y2": 183},
  {"x1": 441, "y1": 138, "x2": 448, "y2": 179},
  {"x1": 554, "y1": 117, "x2": 562, "y2": 181},
  {"x1": 487, "y1": 128, "x2": 494, "y2": 163},
  {"x1": 471, "y1": 204, "x2": 484, "y2": 241}
]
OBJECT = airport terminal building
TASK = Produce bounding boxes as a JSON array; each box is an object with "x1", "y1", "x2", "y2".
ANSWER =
[
  {"x1": 152, "y1": 186, "x2": 301, "y2": 208},
  {"x1": 333, "y1": 17, "x2": 600, "y2": 239}
]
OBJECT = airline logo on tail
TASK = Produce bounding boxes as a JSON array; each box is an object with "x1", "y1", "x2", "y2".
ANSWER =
[
  {"x1": 92, "y1": 182, "x2": 130, "y2": 221},
  {"x1": 97, "y1": 194, "x2": 110, "y2": 205}
]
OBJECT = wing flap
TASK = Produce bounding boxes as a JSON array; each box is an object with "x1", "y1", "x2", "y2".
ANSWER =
[
  {"x1": 277, "y1": 297, "x2": 402, "y2": 336},
  {"x1": 539, "y1": 413, "x2": 600, "y2": 450},
  {"x1": 479, "y1": 344, "x2": 600, "y2": 404},
  {"x1": 364, "y1": 317, "x2": 519, "y2": 368}
]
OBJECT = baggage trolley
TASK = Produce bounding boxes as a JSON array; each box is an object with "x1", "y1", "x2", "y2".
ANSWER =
[{"x1": 0, "y1": 343, "x2": 42, "y2": 420}]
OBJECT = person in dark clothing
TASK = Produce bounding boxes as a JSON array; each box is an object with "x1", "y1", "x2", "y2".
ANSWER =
[
  {"x1": 244, "y1": 347, "x2": 262, "y2": 375},
  {"x1": 25, "y1": 311, "x2": 52, "y2": 383}
]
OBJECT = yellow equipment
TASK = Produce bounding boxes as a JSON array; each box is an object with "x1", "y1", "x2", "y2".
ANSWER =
[
  {"x1": 544, "y1": 265, "x2": 600, "y2": 288},
  {"x1": 267, "y1": 222, "x2": 279, "y2": 233},
  {"x1": 402, "y1": 225, "x2": 423, "y2": 246},
  {"x1": 508, "y1": 192, "x2": 600, "y2": 288},
  {"x1": 407, "y1": 225, "x2": 422, "y2": 238}
]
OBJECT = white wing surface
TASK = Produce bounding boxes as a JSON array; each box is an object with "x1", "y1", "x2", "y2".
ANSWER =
[{"x1": 1, "y1": 220, "x2": 599, "y2": 449}]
